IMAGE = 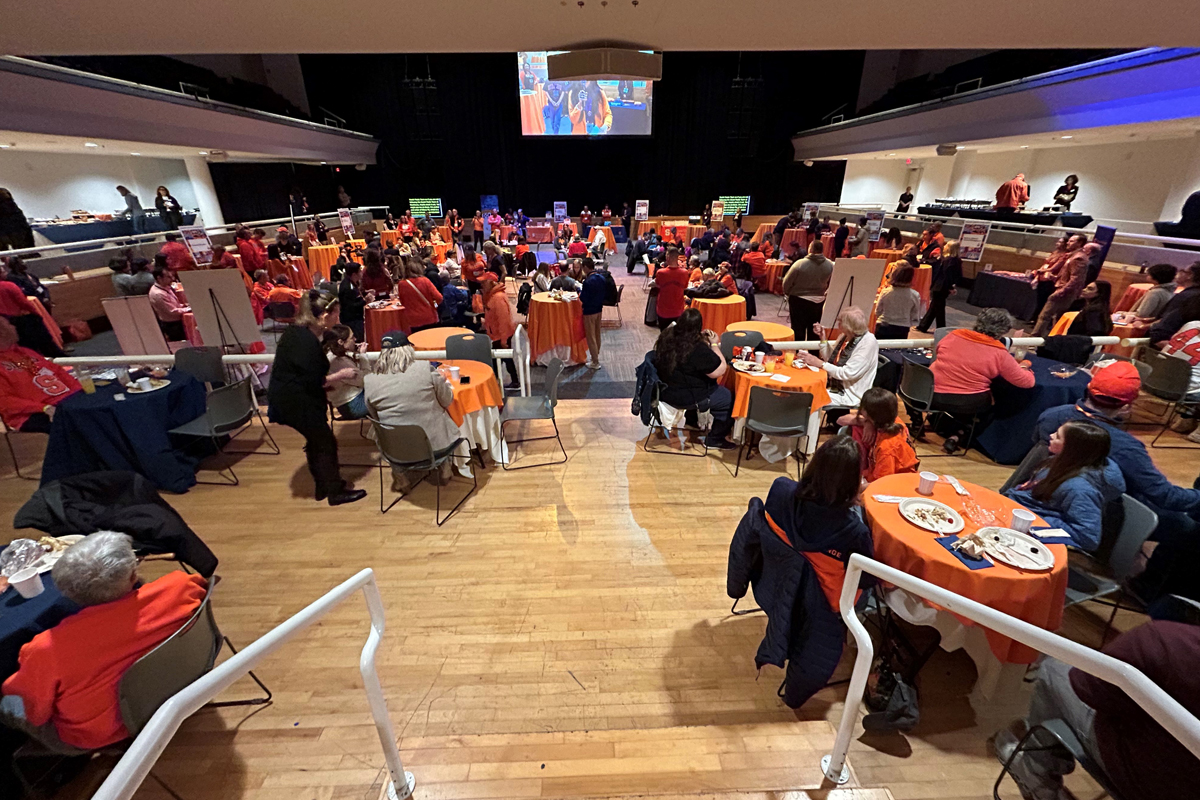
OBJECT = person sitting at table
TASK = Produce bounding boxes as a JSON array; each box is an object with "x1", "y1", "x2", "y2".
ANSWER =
[
  {"x1": 1067, "y1": 280, "x2": 1114, "y2": 337},
  {"x1": 148, "y1": 261, "x2": 190, "y2": 342},
  {"x1": 911, "y1": 308, "x2": 1034, "y2": 452},
  {"x1": 917, "y1": 241, "x2": 963, "y2": 333},
  {"x1": 159, "y1": 232, "x2": 196, "y2": 272},
  {"x1": 782, "y1": 239, "x2": 833, "y2": 342},
  {"x1": 688, "y1": 259, "x2": 705, "y2": 284},
  {"x1": 652, "y1": 307, "x2": 735, "y2": 450},
  {"x1": 567, "y1": 235, "x2": 588, "y2": 260},
  {"x1": 992, "y1": 619, "x2": 1200, "y2": 800},
  {"x1": 882, "y1": 227, "x2": 904, "y2": 249},
  {"x1": 250, "y1": 269, "x2": 274, "y2": 325},
  {"x1": 269, "y1": 290, "x2": 366, "y2": 506},
  {"x1": 323, "y1": 324, "x2": 367, "y2": 420},
  {"x1": 0, "y1": 531, "x2": 207, "y2": 751},
  {"x1": 1004, "y1": 420, "x2": 1123, "y2": 552},
  {"x1": 916, "y1": 221, "x2": 944, "y2": 262},
  {"x1": 655, "y1": 247, "x2": 689, "y2": 330},
  {"x1": 3, "y1": 257, "x2": 51, "y2": 313},
  {"x1": 395, "y1": 257, "x2": 443, "y2": 333},
  {"x1": 360, "y1": 249, "x2": 394, "y2": 298},
  {"x1": 708, "y1": 234, "x2": 733, "y2": 268},
  {"x1": 726, "y1": 435, "x2": 874, "y2": 708},
  {"x1": 439, "y1": 277, "x2": 471, "y2": 328},
  {"x1": 235, "y1": 227, "x2": 266, "y2": 276},
  {"x1": 1149, "y1": 262, "x2": 1200, "y2": 345},
  {"x1": 837, "y1": 387, "x2": 918, "y2": 483},
  {"x1": 833, "y1": 218, "x2": 851, "y2": 258},
  {"x1": 533, "y1": 262, "x2": 553, "y2": 293},
  {"x1": 873, "y1": 265, "x2": 922, "y2": 342},
  {"x1": 364, "y1": 331, "x2": 460, "y2": 492},
  {"x1": 1131, "y1": 264, "x2": 1178, "y2": 321},
  {"x1": 481, "y1": 275, "x2": 520, "y2": 390},
  {"x1": 1032, "y1": 233, "x2": 1090, "y2": 337},
  {"x1": 208, "y1": 244, "x2": 239, "y2": 271},
  {"x1": 312, "y1": 215, "x2": 328, "y2": 244},
  {"x1": 551, "y1": 261, "x2": 583, "y2": 292},
  {"x1": 268, "y1": 226, "x2": 303, "y2": 260},
  {"x1": 1163, "y1": 319, "x2": 1200, "y2": 439},
  {"x1": 740, "y1": 240, "x2": 768, "y2": 280},
  {"x1": 108, "y1": 256, "x2": 154, "y2": 297},
  {"x1": 0, "y1": 316, "x2": 80, "y2": 434},
  {"x1": 0, "y1": 273, "x2": 62, "y2": 357},
  {"x1": 797, "y1": 307, "x2": 879, "y2": 409},
  {"x1": 267, "y1": 273, "x2": 305, "y2": 308}
]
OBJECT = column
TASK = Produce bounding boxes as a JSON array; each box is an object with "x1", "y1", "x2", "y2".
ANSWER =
[{"x1": 184, "y1": 156, "x2": 225, "y2": 228}]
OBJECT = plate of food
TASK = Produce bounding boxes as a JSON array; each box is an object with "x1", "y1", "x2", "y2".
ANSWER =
[
  {"x1": 898, "y1": 497, "x2": 964, "y2": 534},
  {"x1": 127, "y1": 378, "x2": 171, "y2": 394},
  {"x1": 975, "y1": 527, "x2": 1055, "y2": 571},
  {"x1": 730, "y1": 359, "x2": 765, "y2": 374}
]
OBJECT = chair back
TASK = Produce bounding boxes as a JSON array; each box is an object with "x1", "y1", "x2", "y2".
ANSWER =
[
  {"x1": 605, "y1": 284, "x2": 624, "y2": 308},
  {"x1": 119, "y1": 580, "x2": 221, "y2": 736},
  {"x1": 720, "y1": 330, "x2": 764, "y2": 363},
  {"x1": 897, "y1": 359, "x2": 936, "y2": 412},
  {"x1": 174, "y1": 346, "x2": 226, "y2": 386},
  {"x1": 1086, "y1": 352, "x2": 1152, "y2": 384},
  {"x1": 746, "y1": 386, "x2": 813, "y2": 433},
  {"x1": 372, "y1": 419, "x2": 436, "y2": 469},
  {"x1": 999, "y1": 441, "x2": 1050, "y2": 494},
  {"x1": 544, "y1": 358, "x2": 565, "y2": 407},
  {"x1": 871, "y1": 353, "x2": 894, "y2": 389},
  {"x1": 1140, "y1": 350, "x2": 1192, "y2": 401},
  {"x1": 445, "y1": 333, "x2": 492, "y2": 366},
  {"x1": 206, "y1": 379, "x2": 257, "y2": 434},
  {"x1": 1109, "y1": 494, "x2": 1159, "y2": 582},
  {"x1": 932, "y1": 327, "x2": 962, "y2": 349},
  {"x1": 266, "y1": 301, "x2": 296, "y2": 322}
]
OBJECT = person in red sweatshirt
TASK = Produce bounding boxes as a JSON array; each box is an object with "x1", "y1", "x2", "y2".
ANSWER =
[
  {"x1": 235, "y1": 227, "x2": 266, "y2": 277},
  {"x1": 481, "y1": 275, "x2": 519, "y2": 388},
  {"x1": 0, "y1": 316, "x2": 80, "y2": 433},
  {"x1": 1, "y1": 532, "x2": 207, "y2": 751},
  {"x1": 158, "y1": 232, "x2": 196, "y2": 271},
  {"x1": 654, "y1": 246, "x2": 690, "y2": 330}
]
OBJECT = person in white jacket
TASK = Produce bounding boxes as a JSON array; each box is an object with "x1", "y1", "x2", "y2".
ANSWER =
[{"x1": 796, "y1": 306, "x2": 879, "y2": 407}]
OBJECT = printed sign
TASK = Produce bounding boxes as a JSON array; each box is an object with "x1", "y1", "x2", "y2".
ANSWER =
[
  {"x1": 553, "y1": 201, "x2": 568, "y2": 223},
  {"x1": 959, "y1": 222, "x2": 991, "y2": 261},
  {"x1": 718, "y1": 195, "x2": 751, "y2": 215},
  {"x1": 337, "y1": 208, "x2": 355, "y2": 239},
  {"x1": 710, "y1": 200, "x2": 725, "y2": 219},
  {"x1": 409, "y1": 198, "x2": 443, "y2": 217},
  {"x1": 803, "y1": 202, "x2": 821, "y2": 222},
  {"x1": 635, "y1": 200, "x2": 649, "y2": 221},
  {"x1": 865, "y1": 211, "x2": 886, "y2": 243},
  {"x1": 178, "y1": 225, "x2": 214, "y2": 265}
]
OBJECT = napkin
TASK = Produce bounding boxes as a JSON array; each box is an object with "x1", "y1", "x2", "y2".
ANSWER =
[
  {"x1": 769, "y1": 374, "x2": 790, "y2": 383},
  {"x1": 936, "y1": 536, "x2": 994, "y2": 570},
  {"x1": 871, "y1": 495, "x2": 906, "y2": 503},
  {"x1": 1030, "y1": 526, "x2": 1072, "y2": 542},
  {"x1": 943, "y1": 475, "x2": 970, "y2": 496}
]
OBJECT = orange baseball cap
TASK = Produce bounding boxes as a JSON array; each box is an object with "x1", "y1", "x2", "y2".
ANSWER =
[{"x1": 1089, "y1": 361, "x2": 1141, "y2": 406}]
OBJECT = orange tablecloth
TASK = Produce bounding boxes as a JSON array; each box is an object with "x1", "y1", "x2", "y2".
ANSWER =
[
  {"x1": 1049, "y1": 311, "x2": 1079, "y2": 336},
  {"x1": 1105, "y1": 319, "x2": 1152, "y2": 357},
  {"x1": 864, "y1": 473, "x2": 1067, "y2": 664},
  {"x1": 1114, "y1": 283, "x2": 1153, "y2": 313},
  {"x1": 870, "y1": 247, "x2": 903, "y2": 263},
  {"x1": 750, "y1": 223, "x2": 775, "y2": 244},
  {"x1": 726, "y1": 320, "x2": 795, "y2": 342},
  {"x1": 753, "y1": 259, "x2": 790, "y2": 294},
  {"x1": 437, "y1": 225, "x2": 452, "y2": 243},
  {"x1": 27, "y1": 297, "x2": 63, "y2": 351},
  {"x1": 409, "y1": 326, "x2": 473, "y2": 352},
  {"x1": 306, "y1": 245, "x2": 340, "y2": 281},
  {"x1": 267, "y1": 258, "x2": 313, "y2": 290},
  {"x1": 500, "y1": 225, "x2": 515, "y2": 241},
  {"x1": 380, "y1": 230, "x2": 400, "y2": 248},
  {"x1": 527, "y1": 225, "x2": 554, "y2": 243},
  {"x1": 439, "y1": 360, "x2": 504, "y2": 427},
  {"x1": 181, "y1": 311, "x2": 202, "y2": 347},
  {"x1": 780, "y1": 229, "x2": 807, "y2": 252},
  {"x1": 558, "y1": 222, "x2": 578, "y2": 237},
  {"x1": 431, "y1": 242, "x2": 451, "y2": 264},
  {"x1": 821, "y1": 232, "x2": 839, "y2": 258},
  {"x1": 730, "y1": 362, "x2": 831, "y2": 418},
  {"x1": 364, "y1": 302, "x2": 411, "y2": 350},
  {"x1": 527, "y1": 292, "x2": 587, "y2": 366},
  {"x1": 690, "y1": 294, "x2": 746, "y2": 336},
  {"x1": 346, "y1": 239, "x2": 366, "y2": 265}
]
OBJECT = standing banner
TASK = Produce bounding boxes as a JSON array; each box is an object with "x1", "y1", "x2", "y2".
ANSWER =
[
  {"x1": 803, "y1": 202, "x2": 821, "y2": 222},
  {"x1": 865, "y1": 211, "x2": 887, "y2": 242},
  {"x1": 178, "y1": 225, "x2": 214, "y2": 265},
  {"x1": 959, "y1": 222, "x2": 991, "y2": 261},
  {"x1": 635, "y1": 200, "x2": 649, "y2": 221},
  {"x1": 1091, "y1": 225, "x2": 1117, "y2": 272},
  {"x1": 710, "y1": 200, "x2": 725, "y2": 219},
  {"x1": 553, "y1": 201, "x2": 568, "y2": 223},
  {"x1": 337, "y1": 208, "x2": 355, "y2": 239}
]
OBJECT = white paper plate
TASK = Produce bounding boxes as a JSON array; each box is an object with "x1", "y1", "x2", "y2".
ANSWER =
[
  {"x1": 898, "y1": 497, "x2": 964, "y2": 534},
  {"x1": 730, "y1": 360, "x2": 765, "y2": 374},
  {"x1": 976, "y1": 527, "x2": 1056, "y2": 571},
  {"x1": 127, "y1": 379, "x2": 171, "y2": 394},
  {"x1": 29, "y1": 535, "x2": 86, "y2": 574}
]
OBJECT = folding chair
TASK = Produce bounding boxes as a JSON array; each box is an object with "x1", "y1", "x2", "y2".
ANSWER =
[
  {"x1": 445, "y1": 333, "x2": 493, "y2": 366},
  {"x1": 602, "y1": 284, "x2": 625, "y2": 328},
  {"x1": 168, "y1": 379, "x2": 280, "y2": 485},
  {"x1": 898, "y1": 359, "x2": 987, "y2": 457},
  {"x1": 720, "y1": 330, "x2": 764, "y2": 363},
  {"x1": 501, "y1": 358, "x2": 568, "y2": 469},
  {"x1": 995, "y1": 719, "x2": 1127, "y2": 800},
  {"x1": 2, "y1": 418, "x2": 42, "y2": 481},
  {"x1": 1136, "y1": 350, "x2": 1197, "y2": 448},
  {"x1": 642, "y1": 383, "x2": 712, "y2": 458},
  {"x1": 735, "y1": 386, "x2": 813, "y2": 478},
  {"x1": 371, "y1": 419, "x2": 476, "y2": 524}
]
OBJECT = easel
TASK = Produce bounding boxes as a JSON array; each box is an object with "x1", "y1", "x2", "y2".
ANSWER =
[{"x1": 205, "y1": 287, "x2": 247, "y2": 357}]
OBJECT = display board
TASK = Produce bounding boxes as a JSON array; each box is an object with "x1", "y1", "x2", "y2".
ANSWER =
[
  {"x1": 718, "y1": 195, "x2": 751, "y2": 215},
  {"x1": 635, "y1": 200, "x2": 649, "y2": 221},
  {"x1": 337, "y1": 208, "x2": 355, "y2": 238},
  {"x1": 409, "y1": 198, "x2": 443, "y2": 217},
  {"x1": 865, "y1": 211, "x2": 886, "y2": 242},
  {"x1": 518, "y1": 51, "x2": 653, "y2": 136},
  {"x1": 178, "y1": 269, "x2": 263, "y2": 352},
  {"x1": 803, "y1": 202, "x2": 821, "y2": 222},
  {"x1": 820, "y1": 258, "x2": 888, "y2": 331},
  {"x1": 710, "y1": 200, "x2": 725, "y2": 219},
  {"x1": 553, "y1": 201, "x2": 568, "y2": 223},
  {"x1": 959, "y1": 222, "x2": 991, "y2": 262},
  {"x1": 178, "y1": 225, "x2": 214, "y2": 265}
]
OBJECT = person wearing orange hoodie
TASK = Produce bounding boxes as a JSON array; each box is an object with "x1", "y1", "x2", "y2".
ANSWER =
[
  {"x1": 838, "y1": 387, "x2": 919, "y2": 483},
  {"x1": 250, "y1": 269, "x2": 275, "y2": 325},
  {"x1": 235, "y1": 227, "x2": 266, "y2": 277},
  {"x1": 481, "y1": 275, "x2": 519, "y2": 389}
]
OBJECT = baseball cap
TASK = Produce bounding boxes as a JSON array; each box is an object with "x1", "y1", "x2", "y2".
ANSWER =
[
  {"x1": 1089, "y1": 361, "x2": 1140, "y2": 406},
  {"x1": 277, "y1": 225, "x2": 289, "y2": 233},
  {"x1": 380, "y1": 331, "x2": 410, "y2": 349}
]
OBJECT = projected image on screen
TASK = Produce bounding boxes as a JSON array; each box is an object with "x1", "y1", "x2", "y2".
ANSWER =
[{"x1": 518, "y1": 51, "x2": 653, "y2": 137}]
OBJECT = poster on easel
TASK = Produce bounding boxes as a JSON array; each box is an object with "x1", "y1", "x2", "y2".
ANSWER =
[
  {"x1": 337, "y1": 208, "x2": 355, "y2": 239},
  {"x1": 178, "y1": 225, "x2": 214, "y2": 265},
  {"x1": 865, "y1": 211, "x2": 887, "y2": 242},
  {"x1": 803, "y1": 202, "x2": 821, "y2": 223},
  {"x1": 178, "y1": 269, "x2": 263, "y2": 352},
  {"x1": 635, "y1": 200, "x2": 649, "y2": 221},
  {"x1": 820, "y1": 258, "x2": 888, "y2": 332},
  {"x1": 959, "y1": 222, "x2": 991, "y2": 261},
  {"x1": 553, "y1": 202, "x2": 568, "y2": 223},
  {"x1": 710, "y1": 200, "x2": 725, "y2": 219}
]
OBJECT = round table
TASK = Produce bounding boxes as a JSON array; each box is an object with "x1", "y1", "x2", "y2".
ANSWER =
[
  {"x1": 346, "y1": 239, "x2": 366, "y2": 264},
  {"x1": 864, "y1": 473, "x2": 1067, "y2": 665},
  {"x1": 729, "y1": 361, "x2": 831, "y2": 460},
  {"x1": 779, "y1": 229, "x2": 807, "y2": 252},
  {"x1": 527, "y1": 292, "x2": 587, "y2": 366},
  {"x1": 1114, "y1": 283, "x2": 1153, "y2": 313},
  {"x1": 364, "y1": 302, "x2": 411, "y2": 350},
  {"x1": 870, "y1": 247, "x2": 903, "y2": 263},
  {"x1": 725, "y1": 320, "x2": 794, "y2": 342},
  {"x1": 438, "y1": 360, "x2": 509, "y2": 471},
  {"x1": 409, "y1": 327, "x2": 473, "y2": 352},
  {"x1": 1106, "y1": 318, "x2": 1152, "y2": 357},
  {"x1": 690, "y1": 295, "x2": 746, "y2": 336},
  {"x1": 757, "y1": 260, "x2": 789, "y2": 294},
  {"x1": 307, "y1": 244, "x2": 340, "y2": 280}
]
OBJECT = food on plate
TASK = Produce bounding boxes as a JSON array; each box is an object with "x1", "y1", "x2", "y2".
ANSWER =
[
  {"x1": 909, "y1": 504, "x2": 955, "y2": 528},
  {"x1": 731, "y1": 360, "x2": 765, "y2": 373},
  {"x1": 38, "y1": 536, "x2": 68, "y2": 553}
]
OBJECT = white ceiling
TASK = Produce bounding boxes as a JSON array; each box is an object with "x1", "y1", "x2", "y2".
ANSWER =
[
  {"x1": 0, "y1": 130, "x2": 327, "y2": 162},
  {"x1": 2, "y1": 0, "x2": 1199, "y2": 54}
]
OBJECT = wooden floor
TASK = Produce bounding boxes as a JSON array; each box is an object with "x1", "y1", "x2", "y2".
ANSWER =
[{"x1": 2, "y1": 397, "x2": 1196, "y2": 800}]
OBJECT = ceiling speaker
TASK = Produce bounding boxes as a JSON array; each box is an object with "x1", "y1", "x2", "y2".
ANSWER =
[
  {"x1": 546, "y1": 49, "x2": 662, "y2": 81},
  {"x1": 935, "y1": 144, "x2": 959, "y2": 156}
]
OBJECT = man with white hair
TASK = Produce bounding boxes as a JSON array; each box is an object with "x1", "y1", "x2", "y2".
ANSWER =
[{"x1": 1, "y1": 532, "x2": 207, "y2": 751}]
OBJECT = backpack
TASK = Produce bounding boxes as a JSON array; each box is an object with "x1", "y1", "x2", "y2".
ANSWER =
[
  {"x1": 603, "y1": 270, "x2": 619, "y2": 305},
  {"x1": 516, "y1": 282, "x2": 533, "y2": 315}
]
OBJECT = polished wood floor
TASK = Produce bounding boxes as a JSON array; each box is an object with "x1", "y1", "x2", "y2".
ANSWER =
[{"x1": 2, "y1": 397, "x2": 1195, "y2": 800}]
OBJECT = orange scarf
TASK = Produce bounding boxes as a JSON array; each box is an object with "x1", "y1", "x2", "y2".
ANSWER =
[{"x1": 950, "y1": 328, "x2": 1007, "y2": 350}]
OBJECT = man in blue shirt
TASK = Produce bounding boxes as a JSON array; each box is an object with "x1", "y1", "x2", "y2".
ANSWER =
[
  {"x1": 580, "y1": 258, "x2": 609, "y2": 371},
  {"x1": 1034, "y1": 360, "x2": 1200, "y2": 600}
]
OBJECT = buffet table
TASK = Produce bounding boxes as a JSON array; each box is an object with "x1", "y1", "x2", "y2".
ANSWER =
[
  {"x1": 916, "y1": 206, "x2": 1093, "y2": 229},
  {"x1": 32, "y1": 214, "x2": 197, "y2": 248},
  {"x1": 967, "y1": 271, "x2": 1038, "y2": 321}
]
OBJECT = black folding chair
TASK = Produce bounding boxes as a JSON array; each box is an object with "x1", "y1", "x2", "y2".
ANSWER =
[{"x1": 735, "y1": 387, "x2": 813, "y2": 479}]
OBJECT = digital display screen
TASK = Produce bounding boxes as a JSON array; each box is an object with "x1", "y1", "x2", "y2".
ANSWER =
[
  {"x1": 718, "y1": 195, "x2": 751, "y2": 215},
  {"x1": 518, "y1": 51, "x2": 653, "y2": 136},
  {"x1": 409, "y1": 198, "x2": 443, "y2": 217}
]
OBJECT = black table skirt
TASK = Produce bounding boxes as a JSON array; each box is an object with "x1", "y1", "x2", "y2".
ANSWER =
[
  {"x1": 916, "y1": 207, "x2": 1093, "y2": 229},
  {"x1": 968, "y1": 271, "x2": 1039, "y2": 322}
]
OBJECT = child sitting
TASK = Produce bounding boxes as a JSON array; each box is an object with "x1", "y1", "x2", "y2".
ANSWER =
[
  {"x1": 837, "y1": 387, "x2": 919, "y2": 483},
  {"x1": 322, "y1": 324, "x2": 368, "y2": 419}
]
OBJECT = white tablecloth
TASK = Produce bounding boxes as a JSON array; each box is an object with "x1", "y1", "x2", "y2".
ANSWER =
[
  {"x1": 453, "y1": 405, "x2": 509, "y2": 475},
  {"x1": 731, "y1": 410, "x2": 822, "y2": 460}
]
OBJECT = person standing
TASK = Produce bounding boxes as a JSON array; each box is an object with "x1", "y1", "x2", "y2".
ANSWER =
[
  {"x1": 873, "y1": 265, "x2": 921, "y2": 342},
  {"x1": 1032, "y1": 234, "x2": 1089, "y2": 336},
  {"x1": 733, "y1": 207, "x2": 744, "y2": 232},
  {"x1": 154, "y1": 186, "x2": 184, "y2": 230},
  {"x1": 480, "y1": 276, "x2": 520, "y2": 389},
  {"x1": 337, "y1": 185, "x2": 351, "y2": 207},
  {"x1": 0, "y1": 188, "x2": 34, "y2": 251},
  {"x1": 580, "y1": 259, "x2": 607, "y2": 370},
  {"x1": 654, "y1": 246, "x2": 689, "y2": 330},
  {"x1": 995, "y1": 173, "x2": 1030, "y2": 212},
  {"x1": 579, "y1": 206, "x2": 593, "y2": 238},
  {"x1": 833, "y1": 218, "x2": 851, "y2": 258},
  {"x1": 896, "y1": 186, "x2": 914, "y2": 213},
  {"x1": 268, "y1": 290, "x2": 366, "y2": 506},
  {"x1": 847, "y1": 217, "x2": 870, "y2": 257},
  {"x1": 702, "y1": 203, "x2": 714, "y2": 231},
  {"x1": 3, "y1": 257, "x2": 52, "y2": 313},
  {"x1": 1053, "y1": 174, "x2": 1080, "y2": 210},
  {"x1": 338, "y1": 261, "x2": 370, "y2": 340},
  {"x1": 116, "y1": 186, "x2": 147, "y2": 235},
  {"x1": 781, "y1": 240, "x2": 833, "y2": 341},
  {"x1": 621, "y1": 202, "x2": 632, "y2": 235},
  {"x1": 472, "y1": 210, "x2": 485, "y2": 249},
  {"x1": 918, "y1": 240, "x2": 963, "y2": 332}
]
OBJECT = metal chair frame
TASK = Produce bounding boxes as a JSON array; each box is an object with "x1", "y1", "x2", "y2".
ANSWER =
[
  {"x1": 370, "y1": 420, "x2": 476, "y2": 525},
  {"x1": 734, "y1": 386, "x2": 813, "y2": 479},
  {"x1": 169, "y1": 379, "x2": 280, "y2": 486},
  {"x1": 501, "y1": 358, "x2": 569, "y2": 470}
]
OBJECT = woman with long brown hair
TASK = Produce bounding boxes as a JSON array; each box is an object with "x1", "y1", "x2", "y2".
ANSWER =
[{"x1": 652, "y1": 307, "x2": 735, "y2": 449}]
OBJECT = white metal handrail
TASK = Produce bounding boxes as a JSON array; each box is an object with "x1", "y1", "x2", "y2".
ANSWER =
[
  {"x1": 823, "y1": 554, "x2": 1200, "y2": 784},
  {"x1": 92, "y1": 568, "x2": 415, "y2": 800}
]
